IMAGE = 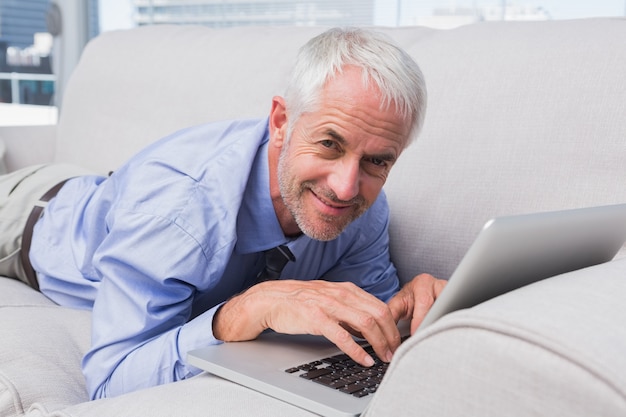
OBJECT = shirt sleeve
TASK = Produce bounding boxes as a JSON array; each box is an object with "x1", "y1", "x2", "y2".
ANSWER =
[{"x1": 82, "y1": 208, "x2": 230, "y2": 400}]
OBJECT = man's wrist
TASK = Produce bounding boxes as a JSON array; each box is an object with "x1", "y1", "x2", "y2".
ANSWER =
[
  {"x1": 212, "y1": 286, "x2": 266, "y2": 342},
  {"x1": 211, "y1": 303, "x2": 228, "y2": 341}
]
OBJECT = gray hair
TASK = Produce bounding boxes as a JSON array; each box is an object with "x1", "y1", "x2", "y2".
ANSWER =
[{"x1": 284, "y1": 27, "x2": 427, "y2": 146}]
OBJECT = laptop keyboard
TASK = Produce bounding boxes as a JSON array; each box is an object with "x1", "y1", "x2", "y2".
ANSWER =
[{"x1": 284, "y1": 343, "x2": 392, "y2": 398}]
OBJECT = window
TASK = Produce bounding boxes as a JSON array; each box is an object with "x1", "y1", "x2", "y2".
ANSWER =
[{"x1": 0, "y1": 0, "x2": 54, "y2": 106}]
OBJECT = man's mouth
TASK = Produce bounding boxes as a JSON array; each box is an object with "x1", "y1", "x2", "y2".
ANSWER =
[{"x1": 309, "y1": 189, "x2": 353, "y2": 214}]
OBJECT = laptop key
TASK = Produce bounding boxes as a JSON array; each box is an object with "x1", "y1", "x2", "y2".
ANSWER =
[
  {"x1": 352, "y1": 389, "x2": 371, "y2": 398},
  {"x1": 285, "y1": 338, "x2": 403, "y2": 398},
  {"x1": 339, "y1": 383, "x2": 365, "y2": 394},
  {"x1": 300, "y1": 367, "x2": 333, "y2": 380}
]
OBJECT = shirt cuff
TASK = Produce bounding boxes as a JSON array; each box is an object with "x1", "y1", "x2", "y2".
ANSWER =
[{"x1": 177, "y1": 302, "x2": 225, "y2": 377}]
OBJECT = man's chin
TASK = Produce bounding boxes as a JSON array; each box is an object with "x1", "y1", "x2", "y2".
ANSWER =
[
  {"x1": 302, "y1": 228, "x2": 344, "y2": 242},
  {"x1": 297, "y1": 216, "x2": 353, "y2": 242}
]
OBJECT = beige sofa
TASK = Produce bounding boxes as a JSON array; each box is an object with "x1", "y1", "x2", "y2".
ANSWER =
[{"x1": 1, "y1": 18, "x2": 626, "y2": 417}]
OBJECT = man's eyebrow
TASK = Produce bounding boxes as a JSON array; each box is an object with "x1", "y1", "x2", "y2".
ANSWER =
[
  {"x1": 325, "y1": 129, "x2": 398, "y2": 162},
  {"x1": 373, "y1": 152, "x2": 398, "y2": 162},
  {"x1": 326, "y1": 129, "x2": 347, "y2": 144}
]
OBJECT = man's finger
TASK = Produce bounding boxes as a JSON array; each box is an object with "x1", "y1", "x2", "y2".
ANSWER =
[
  {"x1": 260, "y1": 280, "x2": 400, "y2": 365},
  {"x1": 386, "y1": 274, "x2": 447, "y2": 334},
  {"x1": 410, "y1": 274, "x2": 447, "y2": 333},
  {"x1": 324, "y1": 298, "x2": 400, "y2": 364},
  {"x1": 323, "y1": 323, "x2": 377, "y2": 367}
]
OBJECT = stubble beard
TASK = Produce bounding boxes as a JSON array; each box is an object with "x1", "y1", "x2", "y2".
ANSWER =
[{"x1": 277, "y1": 142, "x2": 369, "y2": 242}]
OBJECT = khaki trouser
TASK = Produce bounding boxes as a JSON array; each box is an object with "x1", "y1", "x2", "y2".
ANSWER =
[{"x1": 0, "y1": 164, "x2": 93, "y2": 286}]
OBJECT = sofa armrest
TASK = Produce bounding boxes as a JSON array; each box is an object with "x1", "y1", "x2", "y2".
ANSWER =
[
  {"x1": 0, "y1": 125, "x2": 56, "y2": 172},
  {"x1": 366, "y1": 258, "x2": 626, "y2": 416}
]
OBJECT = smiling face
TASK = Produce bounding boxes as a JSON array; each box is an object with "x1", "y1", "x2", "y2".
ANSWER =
[{"x1": 268, "y1": 66, "x2": 410, "y2": 241}]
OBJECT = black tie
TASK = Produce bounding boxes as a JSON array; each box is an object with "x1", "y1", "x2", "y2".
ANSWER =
[{"x1": 257, "y1": 245, "x2": 296, "y2": 282}]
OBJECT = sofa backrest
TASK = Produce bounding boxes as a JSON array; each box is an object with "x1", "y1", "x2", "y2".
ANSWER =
[
  {"x1": 55, "y1": 25, "x2": 432, "y2": 172},
  {"x1": 384, "y1": 19, "x2": 626, "y2": 282},
  {"x1": 56, "y1": 20, "x2": 626, "y2": 285},
  {"x1": 55, "y1": 25, "x2": 318, "y2": 171}
]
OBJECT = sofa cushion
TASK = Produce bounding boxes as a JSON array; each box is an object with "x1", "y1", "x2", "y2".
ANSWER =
[
  {"x1": 55, "y1": 25, "x2": 320, "y2": 173},
  {"x1": 365, "y1": 258, "x2": 626, "y2": 416},
  {"x1": 27, "y1": 373, "x2": 317, "y2": 417},
  {"x1": 384, "y1": 18, "x2": 626, "y2": 283},
  {"x1": 0, "y1": 278, "x2": 90, "y2": 416},
  {"x1": 0, "y1": 278, "x2": 56, "y2": 308}
]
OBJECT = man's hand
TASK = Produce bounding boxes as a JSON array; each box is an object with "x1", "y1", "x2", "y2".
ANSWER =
[
  {"x1": 387, "y1": 273, "x2": 447, "y2": 335},
  {"x1": 213, "y1": 280, "x2": 401, "y2": 367}
]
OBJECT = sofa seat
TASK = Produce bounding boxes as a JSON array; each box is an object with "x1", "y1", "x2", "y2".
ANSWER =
[{"x1": 0, "y1": 279, "x2": 90, "y2": 416}]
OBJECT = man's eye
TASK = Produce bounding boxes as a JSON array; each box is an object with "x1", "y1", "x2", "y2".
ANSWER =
[
  {"x1": 369, "y1": 158, "x2": 386, "y2": 167},
  {"x1": 320, "y1": 140, "x2": 336, "y2": 148}
]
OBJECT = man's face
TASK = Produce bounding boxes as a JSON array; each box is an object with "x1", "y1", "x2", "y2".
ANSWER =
[{"x1": 270, "y1": 66, "x2": 410, "y2": 241}]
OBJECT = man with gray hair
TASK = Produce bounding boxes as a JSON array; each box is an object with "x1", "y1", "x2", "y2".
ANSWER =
[{"x1": 0, "y1": 27, "x2": 444, "y2": 400}]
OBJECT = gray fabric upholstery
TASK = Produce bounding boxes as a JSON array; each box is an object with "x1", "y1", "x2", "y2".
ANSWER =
[
  {"x1": 0, "y1": 18, "x2": 625, "y2": 417},
  {"x1": 0, "y1": 281, "x2": 90, "y2": 416},
  {"x1": 384, "y1": 19, "x2": 626, "y2": 283},
  {"x1": 27, "y1": 373, "x2": 317, "y2": 417},
  {"x1": 366, "y1": 258, "x2": 626, "y2": 416}
]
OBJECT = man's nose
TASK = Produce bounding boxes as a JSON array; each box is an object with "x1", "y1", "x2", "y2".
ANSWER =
[{"x1": 328, "y1": 158, "x2": 360, "y2": 202}]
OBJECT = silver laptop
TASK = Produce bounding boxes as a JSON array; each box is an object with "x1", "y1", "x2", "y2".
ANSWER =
[{"x1": 188, "y1": 203, "x2": 626, "y2": 417}]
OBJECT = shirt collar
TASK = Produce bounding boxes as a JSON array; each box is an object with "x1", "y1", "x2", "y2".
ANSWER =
[{"x1": 235, "y1": 129, "x2": 292, "y2": 254}]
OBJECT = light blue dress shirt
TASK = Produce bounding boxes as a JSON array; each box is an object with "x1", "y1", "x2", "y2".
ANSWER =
[{"x1": 30, "y1": 117, "x2": 400, "y2": 400}]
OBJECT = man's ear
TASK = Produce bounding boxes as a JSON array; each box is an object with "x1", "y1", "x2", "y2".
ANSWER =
[{"x1": 269, "y1": 96, "x2": 288, "y2": 148}]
